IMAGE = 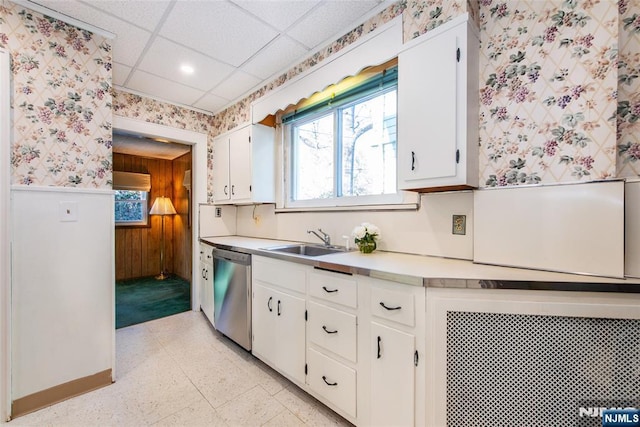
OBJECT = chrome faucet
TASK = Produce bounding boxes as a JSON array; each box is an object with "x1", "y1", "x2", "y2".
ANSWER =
[{"x1": 307, "y1": 228, "x2": 331, "y2": 246}]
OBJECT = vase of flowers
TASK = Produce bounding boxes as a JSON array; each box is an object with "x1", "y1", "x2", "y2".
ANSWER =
[{"x1": 352, "y1": 222, "x2": 381, "y2": 254}]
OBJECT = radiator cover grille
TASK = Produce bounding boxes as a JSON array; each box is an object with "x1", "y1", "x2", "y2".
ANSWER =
[{"x1": 446, "y1": 311, "x2": 640, "y2": 427}]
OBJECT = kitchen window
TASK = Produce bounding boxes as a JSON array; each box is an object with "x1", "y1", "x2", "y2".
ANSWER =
[
  {"x1": 283, "y1": 61, "x2": 404, "y2": 209},
  {"x1": 113, "y1": 171, "x2": 151, "y2": 226}
]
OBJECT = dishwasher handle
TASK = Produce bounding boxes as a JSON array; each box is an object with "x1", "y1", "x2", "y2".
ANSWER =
[{"x1": 212, "y1": 247, "x2": 251, "y2": 265}]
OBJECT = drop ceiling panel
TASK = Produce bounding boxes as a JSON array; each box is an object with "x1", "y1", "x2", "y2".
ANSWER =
[
  {"x1": 113, "y1": 62, "x2": 132, "y2": 86},
  {"x1": 231, "y1": 0, "x2": 321, "y2": 31},
  {"x1": 128, "y1": 70, "x2": 205, "y2": 106},
  {"x1": 287, "y1": 0, "x2": 382, "y2": 49},
  {"x1": 159, "y1": 1, "x2": 279, "y2": 67},
  {"x1": 83, "y1": 0, "x2": 172, "y2": 32},
  {"x1": 31, "y1": 0, "x2": 151, "y2": 66},
  {"x1": 138, "y1": 37, "x2": 235, "y2": 91},
  {"x1": 241, "y1": 36, "x2": 308, "y2": 80},
  {"x1": 212, "y1": 70, "x2": 262, "y2": 102},
  {"x1": 193, "y1": 92, "x2": 230, "y2": 113}
]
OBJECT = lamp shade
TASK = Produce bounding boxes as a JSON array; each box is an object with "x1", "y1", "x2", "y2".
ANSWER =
[{"x1": 149, "y1": 196, "x2": 176, "y2": 215}]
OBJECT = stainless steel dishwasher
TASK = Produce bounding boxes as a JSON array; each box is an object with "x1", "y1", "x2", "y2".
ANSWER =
[{"x1": 212, "y1": 247, "x2": 252, "y2": 351}]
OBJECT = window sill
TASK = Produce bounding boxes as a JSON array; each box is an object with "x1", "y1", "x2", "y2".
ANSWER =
[{"x1": 274, "y1": 202, "x2": 419, "y2": 213}]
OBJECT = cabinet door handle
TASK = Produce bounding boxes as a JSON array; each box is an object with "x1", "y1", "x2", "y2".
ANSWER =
[
  {"x1": 267, "y1": 296, "x2": 273, "y2": 312},
  {"x1": 277, "y1": 300, "x2": 281, "y2": 316},
  {"x1": 231, "y1": 185, "x2": 235, "y2": 195},
  {"x1": 322, "y1": 286, "x2": 338, "y2": 293},
  {"x1": 380, "y1": 302, "x2": 402, "y2": 311},
  {"x1": 414, "y1": 350, "x2": 419, "y2": 367},
  {"x1": 223, "y1": 185, "x2": 228, "y2": 195},
  {"x1": 411, "y1": 151, "x2": 416, "y2": 171},
  {"x1": 322, "y1": 376, "x2": 338, "y2": 386},
  {"x1": 205, "y1": 269, "x2": 208, "y2": 280},
  {"x1": 202, "y1": 268, "x2": 206, "y2": 279},
  {"x1": 377, "y1": 336, "x2": 382, "y2": 359},
  {"x1": 322, "y1": 325, "x2": 338, "y2": 334}
]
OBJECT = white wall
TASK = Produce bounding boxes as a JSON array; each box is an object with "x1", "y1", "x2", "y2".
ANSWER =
[
  {"x1": 199, "y1": 204, "x2": 237, "y2": 237},
  {"x1": 235, "y1": 191, "x2": 474, "y2": 260},
  {"x1": 11, "y1": 187, "x2": 114, "y2": 399},
  {"x1": 1, "y1": 48, "x2": 11, "y2": 422}
]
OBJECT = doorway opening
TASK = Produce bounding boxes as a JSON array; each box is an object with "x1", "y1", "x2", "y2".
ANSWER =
[
  {"x1": 113, "y1": 131, "x2": 193, "y2": 328},
  {"x1": 112, "y1": 116, "x2": 208, "y2": 325}
]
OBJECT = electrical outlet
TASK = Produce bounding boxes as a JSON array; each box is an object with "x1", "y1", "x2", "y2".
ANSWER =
[
  {"x1": 452, "y1": 214, "x2": 466, "y2": 235},
  {"x1": 215, "y1": 207, "x2": 222, "y2": 218}
]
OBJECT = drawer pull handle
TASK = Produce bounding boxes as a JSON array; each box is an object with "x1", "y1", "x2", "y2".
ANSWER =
[
  {"x1": 277, "y1": 300, "x2": 281, "y2": 316},
  {"x1": 322, "y1": 286, "x2": 338, "y2": 293},
  {"x1": 322, "y1": 376, "x2": 338, "y2": 386},
  {"x1": 411, "y1": 151, "x2": 416, "y2": 171},
  {"x1": 267, "y1": 296, "x2": 273, "y2": 312},
  {"x1": 322, "y1": 325, "x2": 338, "y2": 334},
  {"x1": 377, "y1": 336, "x2": 382, "y2": 359},
  {"x1": 380, "y1": 302, "x2": 402, "y2": 311}
]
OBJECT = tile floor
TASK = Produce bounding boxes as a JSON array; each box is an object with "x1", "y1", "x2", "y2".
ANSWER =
[{"x1": 7, "y1": 311, "x2": 353, "y2": 426}]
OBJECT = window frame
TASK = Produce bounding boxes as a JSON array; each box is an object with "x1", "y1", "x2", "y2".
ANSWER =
[
  {"x1": 114, "y1": 190, "x2": 150, "y2": 227},
  {"x1": 283, "y1": 80, "x2": 405, "y2": 209}
]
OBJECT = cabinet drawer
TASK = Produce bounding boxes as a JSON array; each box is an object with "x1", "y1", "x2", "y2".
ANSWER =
[
  {"x1": 308, "y1": 271, "x2": 357, "y2": 308},
  {"x1": 371, "y1": 285, "x2": 415, "y2": 327},
  {"x1": 252, "y1": 256, "x2": 306, "y2": 293},
  {"x1": 307, "y1": 347, "x2": 356, "y2": 418},
  {"x1": 308, "y1": 301, "x2": 357, "y2": 363}
]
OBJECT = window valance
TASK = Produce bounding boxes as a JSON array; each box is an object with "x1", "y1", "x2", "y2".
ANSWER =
[
  {"x1": 112, "y1": 171, "x2": 151, "y2": 192},
  {"x1": 251, "y1": 16, "x2": 402, "y2": 124}
]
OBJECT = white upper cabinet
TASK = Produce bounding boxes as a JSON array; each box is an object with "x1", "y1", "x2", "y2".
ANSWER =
[
  {"x1": 398, "y1": 16, "x2": 479, "y2": 192},
  {"x1": 212, "y1": 123, "x2": 275, "y2": 204}
]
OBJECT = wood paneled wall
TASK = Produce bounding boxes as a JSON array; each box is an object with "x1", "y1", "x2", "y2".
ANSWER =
[{"x1": 114, "y1": 152, "x2": 192, "y2": 282}]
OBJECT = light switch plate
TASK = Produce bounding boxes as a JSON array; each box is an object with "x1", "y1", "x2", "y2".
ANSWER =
[
  {"x1": 215, "y1": 207, "x2": 222, "y2": 218},
  {"x1": 59, "y1": 201, "x2": 78, "y2": 222},
  {"x1": 452, "y1": 214, "x2": 466, "y2": 235}
]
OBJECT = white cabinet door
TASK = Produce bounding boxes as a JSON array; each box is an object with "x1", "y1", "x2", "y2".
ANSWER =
[
  {"x1": 252, "y1": 283, "x2": 277, "y2": 365},
  {"x1": 252, "y1": 282, "x2": 306, "y2": 384},
  {"x1": 274, "y1": 288, "x2": 306, "y2": 384},
  {"x1": 370, "y1": 322, "x2": 415, "y2": 427},
  {"x1": 229, "y1": 125, "x2": 252, "y2": 202},
  {"x1": 398, "y1": 27, "x2": 457, "y2": 184},
  {"x1": 397, "y1": 18, "x2": 478, "y2": 191},
  {"x1": 212, "y1": 136, "x2": 230, "y2": 203}
]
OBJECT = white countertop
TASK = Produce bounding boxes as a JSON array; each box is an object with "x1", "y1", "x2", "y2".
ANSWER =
[{"x1": 200, "y1": 235, "x2": 640, "y2": 286}]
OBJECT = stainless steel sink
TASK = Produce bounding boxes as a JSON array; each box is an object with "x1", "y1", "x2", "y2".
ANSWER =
[{"x1": 264, "y1": 244, "x2": 347, "y2": 257}]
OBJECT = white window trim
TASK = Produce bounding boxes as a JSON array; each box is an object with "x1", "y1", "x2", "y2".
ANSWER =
[{"x1": 280, "y1": 115, "x2": 419, "y2": 211}]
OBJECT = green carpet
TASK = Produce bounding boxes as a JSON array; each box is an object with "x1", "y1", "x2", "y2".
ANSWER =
[{"x1": 116, "y1": 275, "x2": 191, "y2": 329}]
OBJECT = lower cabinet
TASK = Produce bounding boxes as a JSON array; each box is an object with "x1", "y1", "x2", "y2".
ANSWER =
[
  {"x1": 250, "y1": 255, "x2": 425, "y2": 426},
  {"x1": 252, "y1": 257, "x2": 307, "y2": 385},
  {"x1": 370, "y1": 322, "x2": 415, "y2": 426},
  {"x1": 199, "y1": 243, "x2": 214, "y2": 326}
]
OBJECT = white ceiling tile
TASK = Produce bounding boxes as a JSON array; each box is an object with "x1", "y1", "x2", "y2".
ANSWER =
[
  {"x1": 138, "y1": 37, "x2": 235, "y2": 91},
  {"x1": 287, "y1": 0, "x2": 381, "y2": 49},
  {"x1": 113, "y1": 62, "x2": 132, "y2": 86},
  {"x1": 81, "y1": 0, "x2": 171, "y2": 31},
  {"x1": 241, "y1": 36, "x2": 308, "y2": 80},
  {"x1": 159, "y1": 0, "x2": 279, "y2": 67},
  {"x1": 231, "y1": 0, "x2": 321, "y2": 31},
  {"x1": 128, "y1": 70, "x2": 205, "y2": 106},
  {"x1": 212, "y1": 70, "x2": 262, "y2": 101},
  {"x1": 192, "y1": 93, "x2": 231, "y2": 114},
  {"x1": 31, "y1": 1, "x2": 151, "y2": 66}
]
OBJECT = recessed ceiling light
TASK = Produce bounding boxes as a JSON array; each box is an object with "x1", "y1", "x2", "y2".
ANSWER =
[{"x1": 180, "y1": 64, "x2": 194, "y2": 75}]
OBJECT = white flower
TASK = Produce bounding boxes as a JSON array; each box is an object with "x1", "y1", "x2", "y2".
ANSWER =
[
  {"x1": 367, "y1": 224, "x2": 380, "y2": 238},
  {"x1": 352, "y1": 225, "x2": 366, "y2": 239}
]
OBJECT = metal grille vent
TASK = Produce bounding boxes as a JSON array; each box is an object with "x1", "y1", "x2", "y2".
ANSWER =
[{"x1": 446, "y1": 311, "x2": 640, "y2": 427}]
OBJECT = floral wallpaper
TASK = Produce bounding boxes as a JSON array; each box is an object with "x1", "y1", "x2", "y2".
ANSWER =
[
  {"x1": 617, "y1": 0, "x2": 640, "y2": 177},
  {"x1": 0, "y1": 0, "x2": 112, "y2": 188},
  {"x1": 478, "y1": 0, "x2": 619, "y2": 187}
]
